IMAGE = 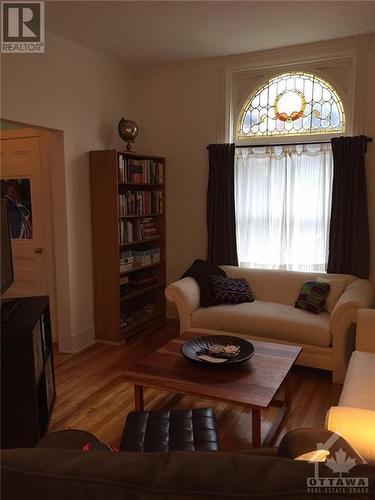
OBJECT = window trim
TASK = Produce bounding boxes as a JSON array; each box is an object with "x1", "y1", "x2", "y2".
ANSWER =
[{"x1": 219, "y1": 48, "x2": 357, "y2": 145}]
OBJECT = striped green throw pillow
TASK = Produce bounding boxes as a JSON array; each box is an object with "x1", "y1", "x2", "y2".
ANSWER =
[{"x1": 295, "y1": 281, "x2": 330, "y2": 314}]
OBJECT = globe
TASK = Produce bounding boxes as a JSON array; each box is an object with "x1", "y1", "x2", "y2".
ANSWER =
[{"x1": 118, "y1": 119, "x2": 139, "y2": 151}]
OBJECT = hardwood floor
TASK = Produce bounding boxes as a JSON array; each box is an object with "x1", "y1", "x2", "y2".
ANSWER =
[{"x1": 50, "y1": 320, "x2": 342, "y2": 449}]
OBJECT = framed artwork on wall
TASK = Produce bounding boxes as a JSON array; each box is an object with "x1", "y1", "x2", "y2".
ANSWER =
[{"x1": 1, "y1": 179, "x2": 33, "y2": 239}]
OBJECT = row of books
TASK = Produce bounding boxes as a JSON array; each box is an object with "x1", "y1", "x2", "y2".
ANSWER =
[
  {"x1": 119, "y1": 217, "x2": 158, "y2": 244},
  {"x1": 119, "y1": 191, "x2": 163, "y2": 216},
  {"x1": 121, "y1": 297, "x2": 157, "y2": 330},
  {"x1": 120, "y1": 248, "x2": 161, "y2": 273},
  {"x1": 118, "y1": 156, "x2": 164, "y2": 184},
  {"x1": 120, "y1": 272, "x2": 158, "y2": 296}
]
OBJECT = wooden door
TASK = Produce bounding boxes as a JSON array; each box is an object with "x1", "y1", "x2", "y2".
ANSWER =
[{"x1": 1, "y1": 136, "x2": 49, "y2": 297}]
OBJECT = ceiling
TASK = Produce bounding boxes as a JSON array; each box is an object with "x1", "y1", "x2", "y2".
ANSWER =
[{"x1": 45, "y1": 1, "x2": 375, "y2": 66}]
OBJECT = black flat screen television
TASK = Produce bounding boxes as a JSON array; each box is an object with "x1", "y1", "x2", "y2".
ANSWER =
[{"x1": 1, "y1": 198, "x2": 14, "y2": 294}]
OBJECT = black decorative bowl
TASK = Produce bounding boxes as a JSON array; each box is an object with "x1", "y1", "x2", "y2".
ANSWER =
[{"x1": 181, "y1": 335, "x2": 254, "y2": 367}]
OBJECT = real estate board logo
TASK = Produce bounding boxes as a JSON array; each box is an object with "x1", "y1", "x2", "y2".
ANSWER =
[
  {"x1": 1, "y1": 1, "x2": 44, "y2": 53},
  {"x1": 307, "y1": 432, "x2": 369, "y2": 495}
]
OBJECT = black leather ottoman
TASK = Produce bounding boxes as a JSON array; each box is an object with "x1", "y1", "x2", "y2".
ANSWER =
[{"x1": 120, "y1": 407, "x2": 220, "y2": 452}]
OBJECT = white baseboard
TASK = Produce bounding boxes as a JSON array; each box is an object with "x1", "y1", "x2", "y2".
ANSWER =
[{"x1": 58, "y1": 324, "x2": 96, "y2": 353}]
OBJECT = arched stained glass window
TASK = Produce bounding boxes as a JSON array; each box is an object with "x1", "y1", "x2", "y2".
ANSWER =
[{"x1": 237, "y1": 72, "x2": 345, "y2": 139}]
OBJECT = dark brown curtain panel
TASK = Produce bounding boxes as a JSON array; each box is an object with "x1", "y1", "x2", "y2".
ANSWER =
[
  {"x1": 327, "y1": 135, "x2": 369, "y2": 278},
  {"x1": 207, "y1": 143, "x2": 238, "y2": 266}
]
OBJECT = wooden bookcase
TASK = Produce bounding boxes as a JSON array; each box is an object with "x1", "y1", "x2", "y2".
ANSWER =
[{"x1": 89, "y1": 150, "x2": 166, "y2": 343}]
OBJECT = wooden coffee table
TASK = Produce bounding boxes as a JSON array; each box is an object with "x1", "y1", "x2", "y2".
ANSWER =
[{"x1": 123, "y1": 335, "x2": 302, "y2": 447}]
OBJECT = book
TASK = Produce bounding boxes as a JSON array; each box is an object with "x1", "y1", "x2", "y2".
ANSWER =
[
  {"x1": 120, "y1": 275, "x2": 130, "y2": 296},
  {"x1": 133, "y1": 248, "x2": 161, "y2": 265},
  {"x1": 119, "y1": 248, "x2": 161, "y2": 272},
  {"x1": 118, "y1": 156, "x2": 164, "y2": 185},
  {"x1": 119, "y1": 216, "x2": 160, "y2": 244},
  {"x1": 119, "y1": 191, "x2": 163, "y2": 217},
  {"x1": 120, "y1": 262, "x2": 135, "y2": 272},
  {"x1": 120, "y1": 256, "x2": 134, "y2": 265}
]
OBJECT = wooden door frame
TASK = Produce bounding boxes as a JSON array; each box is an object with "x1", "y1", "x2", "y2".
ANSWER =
[{"x1": 1, "y1": 121, "x2": 71, "y2": 348}]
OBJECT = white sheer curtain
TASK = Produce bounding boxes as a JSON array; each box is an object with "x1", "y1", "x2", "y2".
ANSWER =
[{"x1": 235, "y1": 144, "x2": 333, "y2": 272}]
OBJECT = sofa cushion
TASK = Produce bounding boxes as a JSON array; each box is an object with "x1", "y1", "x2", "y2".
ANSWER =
[
  {"x1": 191, "y1": 300, "x2": 331, "y2": 347},
  {"x1": 339, "y1": 351, "x2": 375, "y2": 410},
  {"x1": 210, "y1": 276, "x2": 254, "y2": 304}
]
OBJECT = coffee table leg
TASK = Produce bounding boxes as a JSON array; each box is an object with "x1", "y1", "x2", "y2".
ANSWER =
[
  {"x1": 261, "y1": 373, "x2": 292, "y2": 447},
  {"x1": 134, "y1": 384, "x2": 144, "y2": 411},
  {"x1": 252, "y1": 409, "x2": 261, "y2": 448}
]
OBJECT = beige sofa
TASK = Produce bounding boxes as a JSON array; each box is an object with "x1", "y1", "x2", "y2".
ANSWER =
[
  {"x1": 326, "y1": 308, "x2": 375, "y2": 464},
  {"x1": 165, "y1": 267, "x2": 373, "y2": 383}
]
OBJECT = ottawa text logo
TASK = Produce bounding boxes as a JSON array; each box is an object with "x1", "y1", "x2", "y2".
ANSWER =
[{"x1": 307, "y1": 432, "x2": 369, "y2": 495}]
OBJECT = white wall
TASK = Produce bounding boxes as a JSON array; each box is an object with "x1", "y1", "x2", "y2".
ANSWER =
[
  {"x1": 134, "y1": 60, "x2": 220, "y2": 312},
  {"x1": 1, "y1": 31, "x2": 135, "y2": 350}
]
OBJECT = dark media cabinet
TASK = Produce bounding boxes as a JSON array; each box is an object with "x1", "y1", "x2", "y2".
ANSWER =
[{"x1": 1, "y1": 296, "x2": 56, "y2": 448}]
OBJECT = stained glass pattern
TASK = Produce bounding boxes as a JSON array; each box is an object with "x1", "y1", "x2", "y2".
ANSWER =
[{"x1": 237, "y1": 72, "x2": 345, "y2": 138}]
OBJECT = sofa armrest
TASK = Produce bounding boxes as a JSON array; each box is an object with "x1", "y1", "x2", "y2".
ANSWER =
[
  {"x1": 329, "y1": 279, "x2": 373, "y2": 383},
  {"x1": 36, "y1": 430, "x2": 100, "y2": 450},
  {"x1": 277, "y1": 428, "x2": 360, "y2": 461},
  {"x1": 326, "y1": 406, "x2": 375, "y2": 464},
  {"x1": 330, "y1": 279, "x2": 373, "y2": 335},
  {"x1": 356, "y1": 308, "x2": 375, "y2": 353},
  {"x1": 165, "y1": 277, "x2": 200, "y2": 333}
]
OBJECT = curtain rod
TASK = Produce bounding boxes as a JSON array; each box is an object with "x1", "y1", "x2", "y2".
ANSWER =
[{"x1": 235, "y1": 138, "x2": 373, "y2": 149}]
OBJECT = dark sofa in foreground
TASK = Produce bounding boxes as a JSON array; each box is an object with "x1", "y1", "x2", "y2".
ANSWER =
[{"x1": 2, "y1": 429, "x2": 375, "y2": 500}]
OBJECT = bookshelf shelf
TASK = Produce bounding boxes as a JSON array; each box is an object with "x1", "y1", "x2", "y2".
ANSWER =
[
  {"x1": 120, "y1": 261, "x2": 163, "y2": 275},
  {"x1": 90, "y1": 150, "x2": 166, "y2": 343},
  {"x1": 121, "y1": 283, "x2": 163, "y2": 302},
  {"x1": 121, "y1": 311, "x2": 164, "y2": 339},
  {"x1": 119, "y1": 183, "x2": 164, "y2": 188},
  {"x1": 120, "y1": 236, "x2": 161, "y2": 248},
  {"x1": 118, "y1": 213, "x2": 162, "y2": 219}
]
